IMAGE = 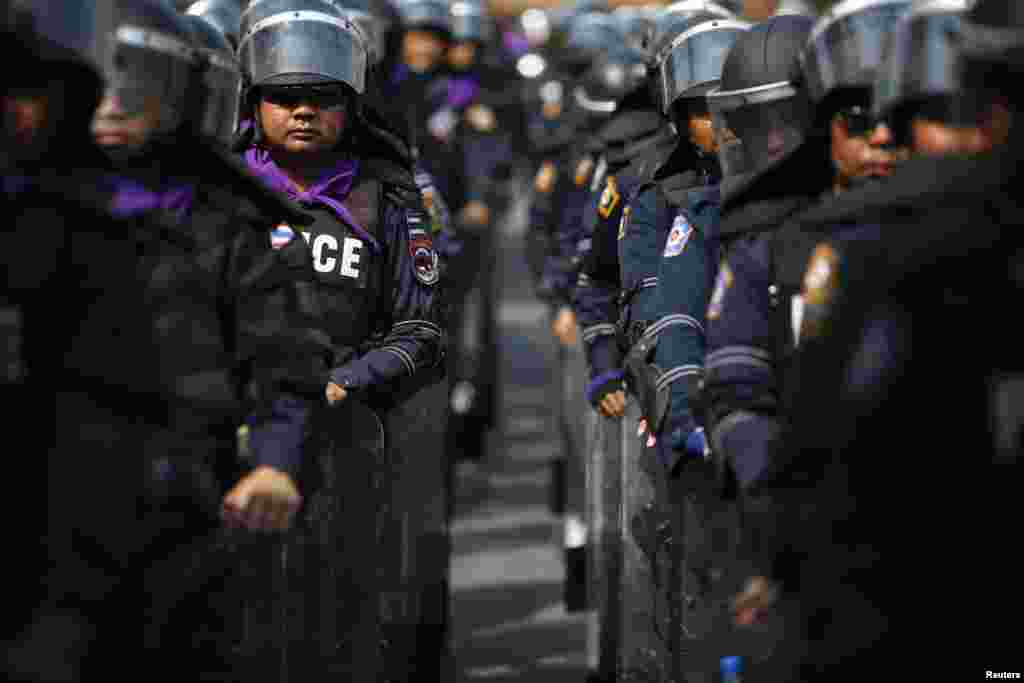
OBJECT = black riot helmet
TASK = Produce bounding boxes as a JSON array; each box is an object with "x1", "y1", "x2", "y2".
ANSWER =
[
  {"x1": 708, "y1": 14, "x2": 816, "y2": 179},
  {"x1": 450, "y1": 0, "x2": 493, "y2": 45},
  {"x1": 184, "y1": 0, "x2": 241, "y2": 50},
  {"x1": 655, "y1": 16, "x2": 751, "y2": 116},
  {"x1": 576, "y1": 45, "x2": 651, "y2": 118},
  {"x1": 239, "y1": 0, "x2": 368, "y2": 93},
  {"x1": 873, "y1": 0, "x2": 971, "y2": 145},
  {"x1": 106, "y1": 0, "x2": 200, "y2": 137},
  {"x1": 801, "y1": 0, "x2": 912, "y2": 115},
  {"x1": 395, "y1": 0, "x2": 451, "y2": 37},
  {"x1": 957, "y1": 0, "x2": 1024, "y2": 107},
  {"x1": 651, "y1": 0, "x2": 734, "y2": 52},
  {"x1": 2, "y1": 0, "x2": 115, "y2": 89},
  {"x1": 181, "y1": 13, "x2": 241, "y2": 146}
]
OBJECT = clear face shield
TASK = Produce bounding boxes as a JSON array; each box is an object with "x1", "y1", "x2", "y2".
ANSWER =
[
  {"x1": 106, "y1": 25, "x2": 196, "y2": 129},
  {"x1": 659, "y1": 21, "x2": 748, "y2": 114},
  {"x1": 803, "y1": 1, "x2": 912, "y2": 104},
  {"x1": 708, "y1": 80, "x2": 810, "y2": 178},
  {"x1": 239, "y1": 10, "x2": 367, "y2": 92}
]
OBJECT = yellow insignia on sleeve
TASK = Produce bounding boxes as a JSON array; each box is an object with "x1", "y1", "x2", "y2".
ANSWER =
[
  {"x1": 800, "y1": 242, "x2": 841, "y2": 340},
  {"x1": 535, "y1": 161, "x2": 557, "y2": 194},
  {"x1": 707, "y1": 261, "x2": 734, "y2": 321},
  {"x1": 597, "y1": 175, "x2": 620, "y2": 219},
  {"x1": 574, "y1": 156, "x2": 595, "y2": 188},
  {"x1": 617, "y1": 205, "x2": 631, "y2": 241},
  {"x1": 466, "y1": 103, "x2": 497, "y2": 132}
]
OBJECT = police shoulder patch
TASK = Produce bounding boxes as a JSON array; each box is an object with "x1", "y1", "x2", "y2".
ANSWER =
[
  {"x1": 535, "y1": 161, "x2": 557, "y2": 194},
  {"x1": 407, "y1": 210, "x2": 439, "y2": 286},
  {"x1": 707, "y1": 261, "x2": 733, "y2": 321},
  {"x1": 802, "y1": 243, "x2": 839, "y2": 307},
  {"x1": 270, "y1": 223, "x2": 296, "y2": 250},
  {"x1": 618, "y1": 205, "x2": 631, "y2": 241},
  {"x1": 663, "y1": 213, "x2": 693, "y2": 258},
  {"x1": 799, "y1": 242, "x2": 840, "y2": 340},
  {"x1": 598, "y1": 175, "x2": 620, "y2": 219},
  {"x1": 574, "y1": 156, "x2": 595, "y2": 188}
]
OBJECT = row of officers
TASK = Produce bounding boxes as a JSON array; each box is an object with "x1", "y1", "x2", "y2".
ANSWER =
[
  {"x1": 527, "y1": 0, "x2": 1023, "y2": 681},
  {"x1": 1, "y1": 0, "x2": 537, "y2": 681}
]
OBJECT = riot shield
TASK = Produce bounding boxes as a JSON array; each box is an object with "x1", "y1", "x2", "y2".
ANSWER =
[
  {"x1": 376, "y1": 369, "x2": 452, "y2": 682},
  {"x1": 233, "y1": 398, "x2": 386, "y2": 683},
  {"x1": 558, "y1": 336, "x2": 590, "y2": 612},
  {"x1": 618, "y1": 398, "x2": 673, "y2": 681},
  {"x1": 669, "y1": 457, "x2": 743, "y2": 682},
  {"x1": 585, "y1": 410, "x2": 624, "y2": 681}
]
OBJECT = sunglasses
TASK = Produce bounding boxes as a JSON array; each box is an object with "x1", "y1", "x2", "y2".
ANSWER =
[
  {"x1": 261, "y1": 86, "x2": 349, "y2": 111},
  {"x1": 837, "y1": 106, "x2": 877, "y2": 138}
]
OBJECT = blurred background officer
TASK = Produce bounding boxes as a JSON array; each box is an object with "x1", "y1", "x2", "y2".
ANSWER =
[
  {"x1": 1, "y1": 1, "x2": 170, "y2": 678},
  {"x1": 766, "y1": 0, "x2": 1024, "y2": 677},
  {"x1": 89, "y1": 0, "x2": 337, "y2": 676}
]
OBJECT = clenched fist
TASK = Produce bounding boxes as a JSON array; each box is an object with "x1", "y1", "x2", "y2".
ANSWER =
[{"x1": 222, "y1": 466, "x2": 302, "y2": 533}]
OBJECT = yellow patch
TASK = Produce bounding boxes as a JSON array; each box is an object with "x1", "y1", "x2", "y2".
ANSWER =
[
  {"x1": 618, "y1": 205, "x2": 631, "y2": 241},
  {"x1": 707, "y1": 261, "x2": 734, "y2": 321},
  {"x1": 802, "y1": 243, "x2": 839, "y2": 307},
  {"x1": 465, "y1": 103, "x2": 497, "y2": 133},
  {"x1": 597, "y1": 175, "x2": 620, "y2": 219},
  {"x1": 800, "y1": 242, "x2": 841, "y2": 340},
  {"x1": 574, "y1": 156, "x2": 595, "y2": 188},
  {"x1": 534, "y1": 161, "x2": 557, "y2": 194}
]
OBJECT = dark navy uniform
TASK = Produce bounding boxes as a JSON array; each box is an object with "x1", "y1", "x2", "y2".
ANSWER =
[
  {"x1": 768, "y1": 145, "x2": 1024, "y2": 680},
  {"x1": 243, "y1": 141, "x2": 445, "y2": 400}
]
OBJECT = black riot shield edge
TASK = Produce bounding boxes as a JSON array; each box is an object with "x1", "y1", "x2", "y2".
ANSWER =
[
  {"x1": 376, "y1": 369, "x2": 452, "y2": 682},
  {"x1": 234, "y1": 398, "x2": 386, "y2": 683}
]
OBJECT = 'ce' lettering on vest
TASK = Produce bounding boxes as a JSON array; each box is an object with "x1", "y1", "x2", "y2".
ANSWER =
[{"x1": 302, "y1": 232, "x2": 362, "y2": 278}]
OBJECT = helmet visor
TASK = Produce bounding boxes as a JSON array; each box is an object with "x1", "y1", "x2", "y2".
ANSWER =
[
  {"x1": 240, "y1": 10, "x2": 367, "y2": 93},
  {"x1": 709, "y1": 82, "x2": 810, "y2": 177},
  {"x1": 803, "y1": 1, "x2": 911, "y2": 103},
  {"x1": 108, "y1": 27, "x2": 195, "y2": 120},
  {"x1": 874, "y1": 10, "x2": 963, "y2": 121},
  {"x1": 660, "y1": 22, "x2": 746, "y2": 112}
]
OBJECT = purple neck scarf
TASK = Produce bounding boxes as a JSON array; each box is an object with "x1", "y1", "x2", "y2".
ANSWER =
[
  {"x1": 243, "y1": 146, "x2": 378, "y2": 253},
  {"x1": 106, "y1": 175, "x2": 195, "y2": 223},
  {"x1": 446, "y1": 75, "x2": 480, "y2": 110}
]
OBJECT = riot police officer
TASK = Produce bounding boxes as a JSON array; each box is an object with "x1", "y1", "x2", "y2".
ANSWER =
[
  {"x1": 2, "y1": 1, "x2": 165, "y2": 676},
  {"x1": 703, "y1": 0, "x2": 910, "y2": 498},
  {"x1": 768, "y1": 0, "x2": 1024, "y2": 676},
  {"x1": 237, "y1": 1, "x2": 447, "y2": 678}
]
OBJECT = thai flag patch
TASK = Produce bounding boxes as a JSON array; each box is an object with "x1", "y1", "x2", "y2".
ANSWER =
[
  {"x1": 270, "y1": 223, "x2": 296, "y2": 250},
  {"x1": 663, "y1": 213, "x2": 692, "y2": 258}
]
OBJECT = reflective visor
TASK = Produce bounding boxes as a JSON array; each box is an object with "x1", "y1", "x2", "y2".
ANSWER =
[
  {"x1": 659, "y1": 21, "x2": 748, "y2": 113},
  {"x1": 874, "y1": 9, "x2": 962, "y2": 121},
  {"x1": 710, "y1": 89, "x2": 810, "y2": 177},
  {"x1": 803, "y1": 1, "x2": 911, "y2": 103},
  {"x1": 240, "y1": 10, "x2": 367, "y2": 93},
  {"x1": 109, "y1": 28, "x2": 195, "y2": 118}
]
